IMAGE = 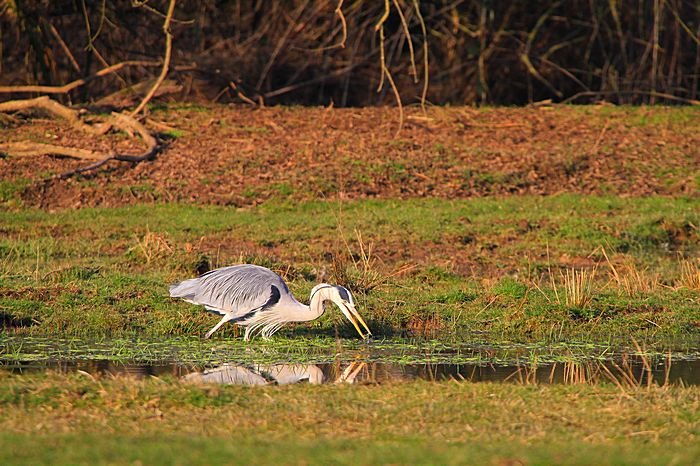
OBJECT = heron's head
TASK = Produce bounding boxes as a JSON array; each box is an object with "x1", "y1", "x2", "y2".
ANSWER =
[{"x1": 309, "y1": 284, "x2": 372, "y2": 339}]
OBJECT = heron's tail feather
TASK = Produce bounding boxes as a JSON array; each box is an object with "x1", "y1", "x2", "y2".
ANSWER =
[{"x1": 169, "y1": 278, "x2": 200, "y2": 300}]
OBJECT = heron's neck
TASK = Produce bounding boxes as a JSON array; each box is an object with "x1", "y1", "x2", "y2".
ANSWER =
[
  {"x1": 304, "y1": 293, "x2": 326, "y2": 321},
  {"x1": 277, "y1": 298, "x2": 323, "y2": 323}
]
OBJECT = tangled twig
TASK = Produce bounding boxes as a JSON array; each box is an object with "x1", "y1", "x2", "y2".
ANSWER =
[
  {"x1": 0, "y1": 97, "x2": 162, "y2": 180},
  {"x1": 130, "y1": 0, "x2": 177, "y2": 116},
  {"x1": 0, "y1": 61, "x2": 161, "y2": 95}
]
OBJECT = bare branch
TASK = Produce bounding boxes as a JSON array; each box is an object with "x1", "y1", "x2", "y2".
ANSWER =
[
  {"x1": 110, "y1": 112, "x2": 158, "y2": 159},
  {"x1": 53, "y1": 111, "x2": 162, "y2": 180},
  {"x1": 335, "y1": 0, "x2": 347, "y2": 49},
  {"x1": 413, "y1": 0, "x2": 429, "y2": 110},
  {"x1": 0, "y1": 96, "x2": 91, "y2": 132},
  {"x1": 0, "y1": 142, "x2": 106, "y2": 160},
  {"x1": 56, "y1": 158, "x2": 114, "y2": 179},
  {"x1": 0, "y1": 61, "x2": 161, "y2": 94},
  {"x1": 47, "y1": 22, "x2": 81, "y2": 73},
  {"x1": 130, "y1": 0, "x2": 177, "y2": 116},
  {"x1": 562, "y1": 90, "x2": 700, "y2": 105},
  {"x1": 391, "y1": 0, "x2": 417, "y2": 82},
  {"x1": 381, "y1": 62, "x2": 404, "y2": 137}
]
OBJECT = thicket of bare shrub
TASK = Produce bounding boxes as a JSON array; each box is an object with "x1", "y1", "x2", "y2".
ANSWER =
[{"x1": 1, "y1": 0, "x2": 698, "y2": 106}]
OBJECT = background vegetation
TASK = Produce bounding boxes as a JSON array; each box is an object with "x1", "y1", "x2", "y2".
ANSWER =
[{"x1": 1, "y1": 0, "x2": 699, "y2": 106}]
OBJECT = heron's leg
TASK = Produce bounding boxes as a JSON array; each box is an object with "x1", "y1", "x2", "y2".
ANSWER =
[{"x1": 204, "y1": 314, "x2": 233, "y2": 339}]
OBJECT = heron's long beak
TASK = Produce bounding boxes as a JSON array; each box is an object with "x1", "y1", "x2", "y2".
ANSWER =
[{"x1": 338, "y1": 302, "x2": 372, "y2": 339}]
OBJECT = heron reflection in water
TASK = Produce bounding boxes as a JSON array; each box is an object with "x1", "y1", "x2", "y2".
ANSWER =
[{"x1": 182, "y1": 362, "x2": 368, "y2": 386}]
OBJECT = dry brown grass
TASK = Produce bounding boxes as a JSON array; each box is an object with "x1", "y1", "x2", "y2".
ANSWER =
[
  {"x1": 679, "y1": 259, "x2": 700, "y2": 290},
  {"x1": 562, "y1": 267, "x2": 596, "y2": 308},
  {"x1": 600, "y1": 247, "x2": 660, "y2": 296},
  {"x1": 130, "y1": 228, "x2": 173, "y2": 264},
  {"x1": 332, "y1": 228, "x2": 414, "y2": 295},
  {"x1": 2, "y1": 371, "x2": 698, "y2": 447}
]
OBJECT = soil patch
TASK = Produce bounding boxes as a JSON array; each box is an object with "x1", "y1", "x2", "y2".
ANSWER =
[{"x1": 1, "y1": 105, "x2": 698, "y2": 209}]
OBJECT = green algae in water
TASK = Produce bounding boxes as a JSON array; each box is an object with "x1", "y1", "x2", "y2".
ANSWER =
[{"x1": 2, "y1": 336, "x2": 700, "y2": 367}]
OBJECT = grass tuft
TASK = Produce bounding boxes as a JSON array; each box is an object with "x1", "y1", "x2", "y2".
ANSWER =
[
  {"x1": 128, "y1": 228, "x2": 173, "y2": 264},
  {"x1": 331, "y1": 229, "x2": 385, "y2": 294},
  {"x1": 679, "y1": 258, "x2": 700, "y2": 290},
  {"x1": 601, "y1": 247, "x2": 659, "y2": 296},
  {"x1": 562, "y1": 268, "x2": 596, "y2": 309},
  {"x1": 332, "y1": 229, "x2": 414, "y2": 295}
]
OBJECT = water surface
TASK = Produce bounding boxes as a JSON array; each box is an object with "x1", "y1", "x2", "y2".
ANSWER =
[
  {"x1": 4, "y1": 357, "x2": 700, "y2": 387},
  {"x1": 2, "y1": 336, "x2": 699, "y2": 386}
]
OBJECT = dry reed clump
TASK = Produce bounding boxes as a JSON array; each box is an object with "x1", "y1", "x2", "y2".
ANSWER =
[
  {"x1": 0, "y1": 246, "x2": 18, "y2": 279},
  {"x1": 561, "y1": 268, "x2": 596, "y2": 309},
  {"x1": 608, "y1": 262, "x2": 660, "y2": 296},
  {"x1": 600, "y1": 247, "x2": 660, "y2": 296},
  {"x1": 561, "y1": 361, "x2": 601, "y2": 385},
  {"x1": 536, "y1": 247, "x2": 597, "y2": 309},
  {"x1": 331, "y1": 229, "x2": 384, "y2": 294},
  {"x1": 405, "y1": 311, "x2": 444, "y2": 337},
  {"x1": 601, "y1": 340, "x2": 673, "y2": 390},
  {"x1": 679, "y1": 259, "x2": 700, "y2": 290},
  {"x1": 331, "y1": 229, "x2": 414, "y2": 295},
  {"x1": 130, "y1": 228, "x2": 173, "y2": 264},
  {"x1": 508, "y1": 360, "x2": 605, "y2": 385},
  {"x1": 511, "y1": 349, "x2": 672, "y2": 390},
  {"x1": 130, "y1": 228, "x2": 218, "y2": 273}
]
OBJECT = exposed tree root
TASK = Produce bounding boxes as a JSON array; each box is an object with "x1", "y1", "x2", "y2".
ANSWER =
[
  {"x1": 0, "y1": 142, "x2": 105, "y2": 160},
  {"x1": 0, "y1": 1, "x2": 177, "y2": 180},
  {"x1": 0, "y1": 97, "x2": 163, "y2": 180},
  {"x1": 0, "y1": 96, "x2": 97, "y2": 133}
]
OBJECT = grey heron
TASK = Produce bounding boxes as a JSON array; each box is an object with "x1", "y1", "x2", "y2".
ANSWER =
[{"x1": 169, "y1": 264, "x2": 371, "y2": 340}]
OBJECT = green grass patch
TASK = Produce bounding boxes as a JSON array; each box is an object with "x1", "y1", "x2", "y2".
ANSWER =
[
  {"x1": 3, "y1": 434, "x2": 700, "y2": 465},
  {"x1": 0, "y1": 196, "x2": 698, "y2": 343},
  {"x1": 0, "y1": 374, "x2": 699, "y2": 465},
  {"x1": 0, "y1": 178, "x2": 30, "y2": 208}
]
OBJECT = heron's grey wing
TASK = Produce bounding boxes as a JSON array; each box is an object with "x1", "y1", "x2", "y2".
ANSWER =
[
  {"x1": 182, "y1": 364, "x2": 268, "y2": 385},
  {"x1": 169, "y1": 264, "x2": 288, "y2": 316}
]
